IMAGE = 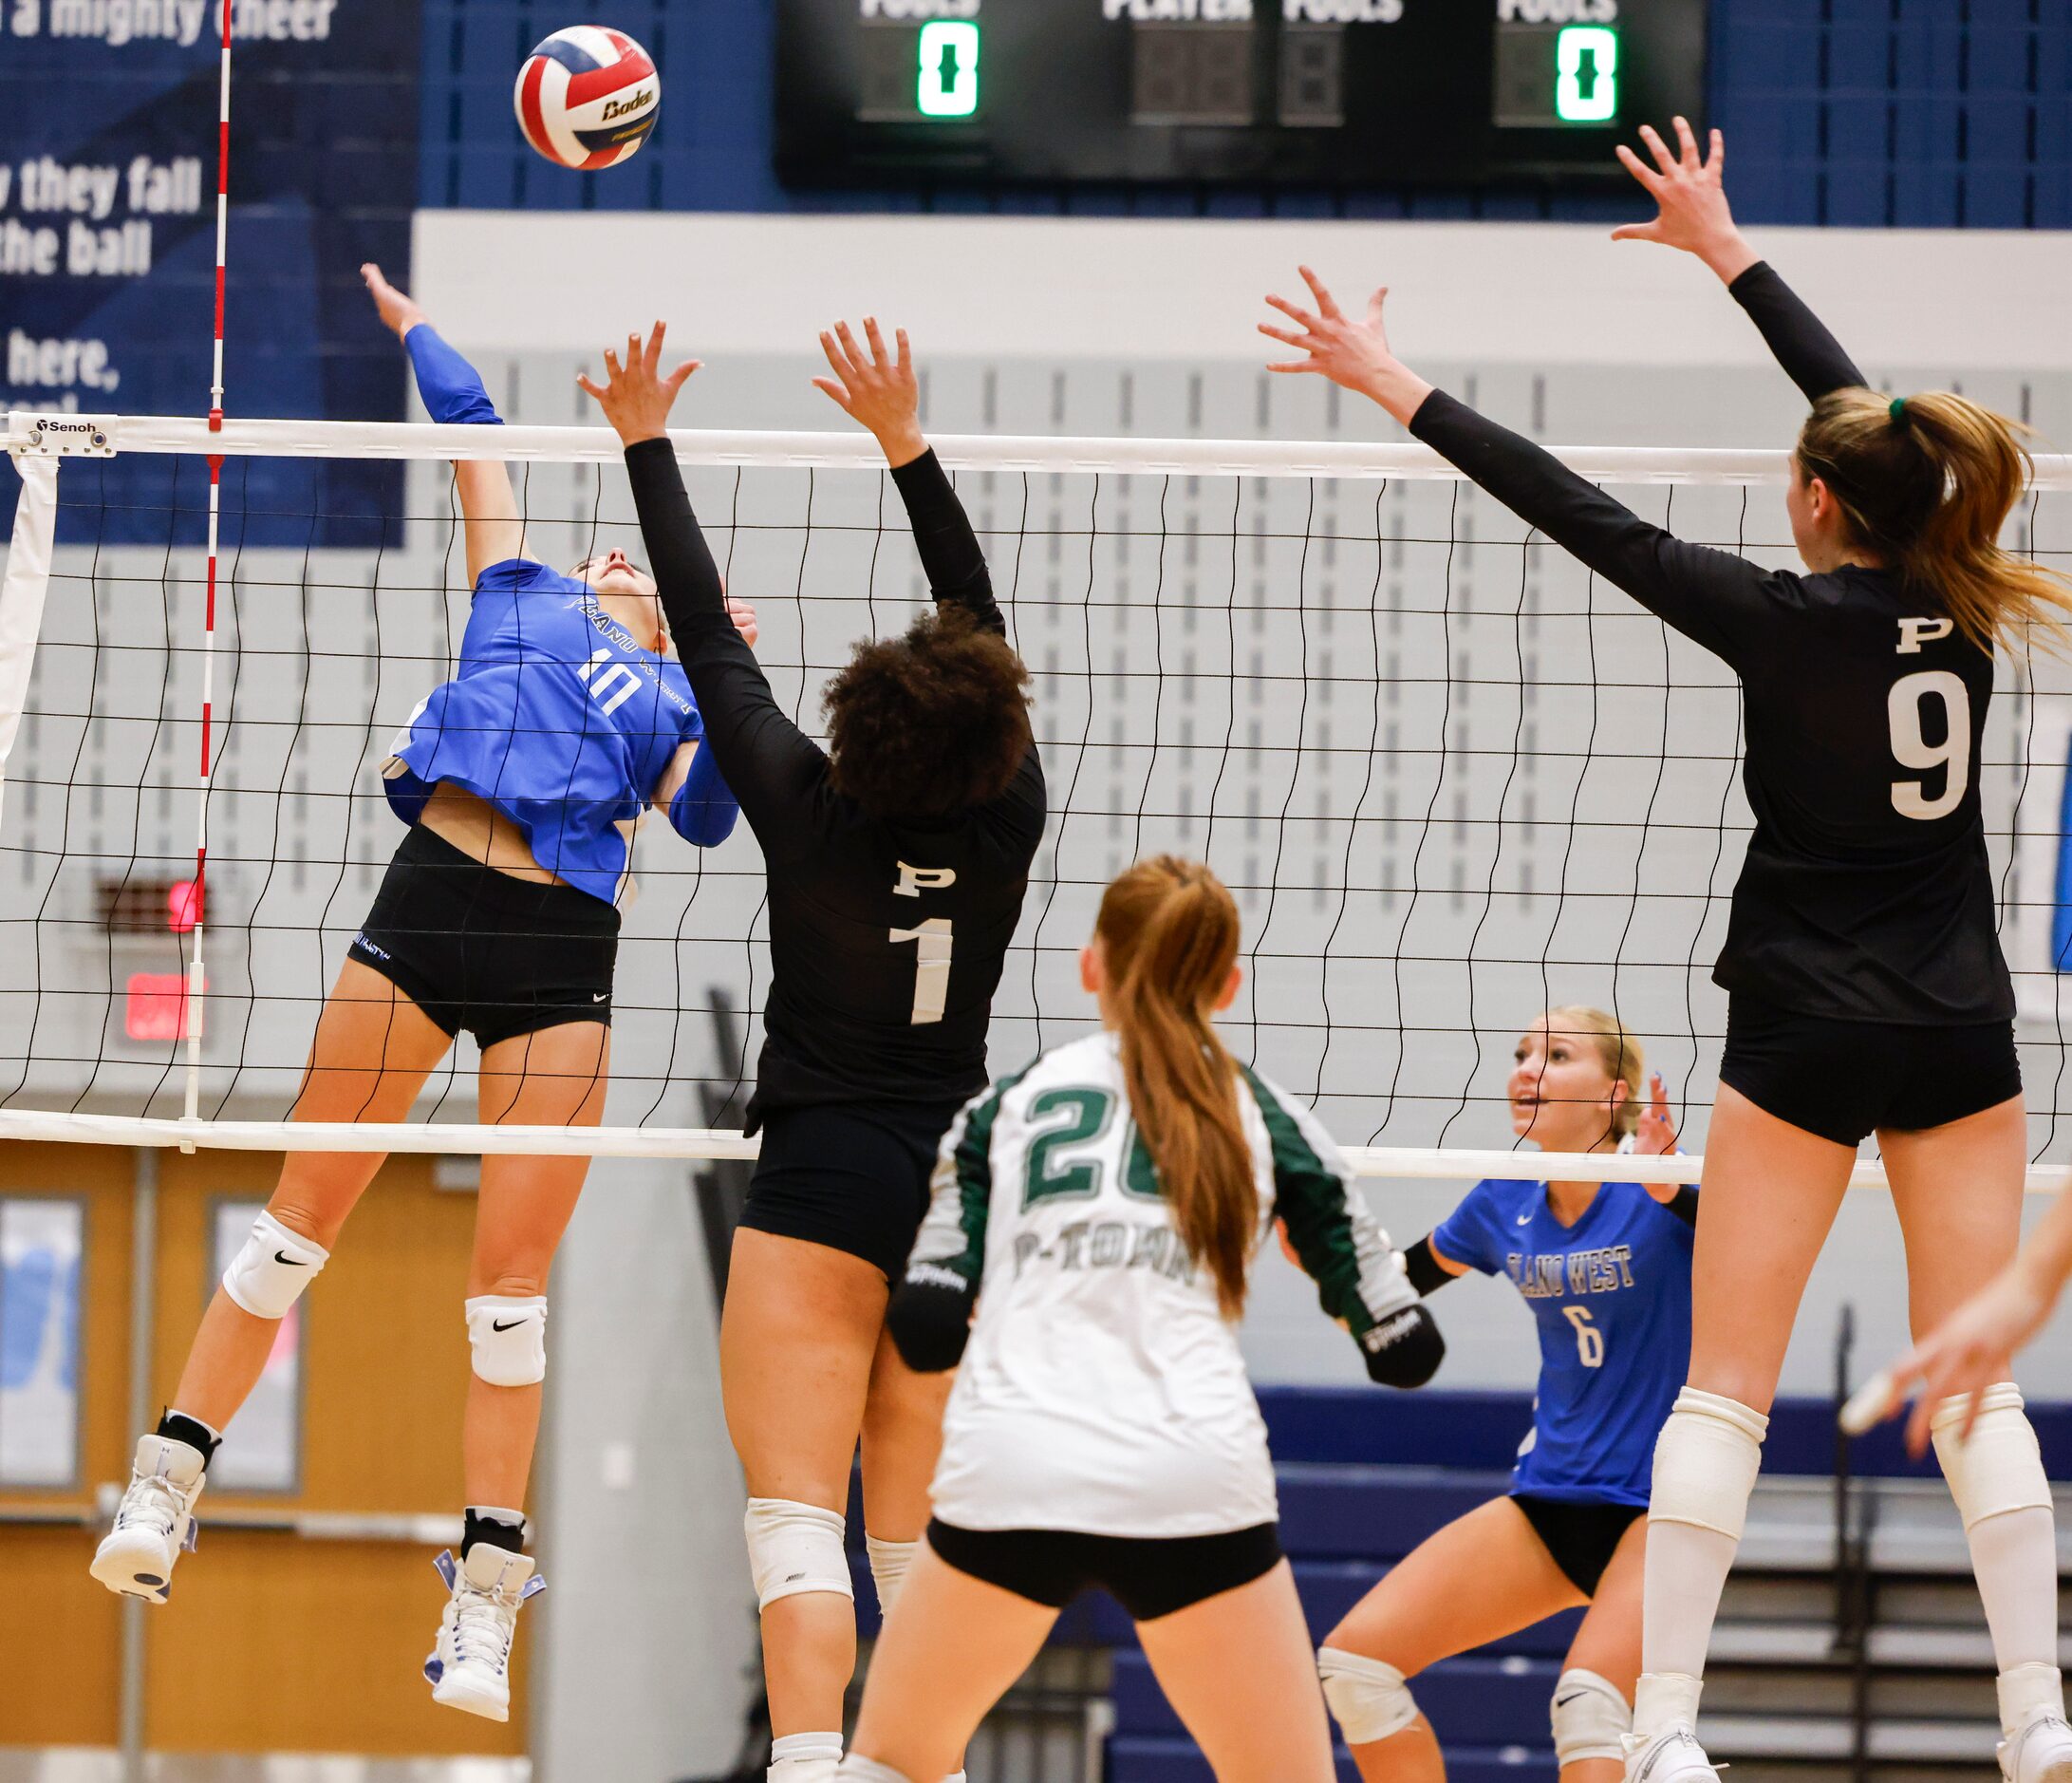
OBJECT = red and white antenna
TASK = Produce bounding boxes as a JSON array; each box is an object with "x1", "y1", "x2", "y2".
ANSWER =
[{"x1": 183, "y1": 0, "x2": 233, "y2": 1121}]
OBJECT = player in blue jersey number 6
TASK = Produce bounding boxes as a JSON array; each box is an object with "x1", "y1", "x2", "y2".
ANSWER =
[
  {"x1": 92, "y1": 265, "x2": 755, "y2": 1724},
  {"x1": 1317, "y1": 1009, "x2": 1686, "y2": 1783}
]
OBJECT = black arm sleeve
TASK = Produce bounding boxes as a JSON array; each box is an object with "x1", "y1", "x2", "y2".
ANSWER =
[
  {"x1": 1403, "y1": 1236, "x2": 1458, "y2": 1298},
  {"x1": 1664, "y1": 1186, "x2": 1701, "y2": 1229},
  {"x1": 623, "y1": 438, "x2": 828, "y2": 850},
  {"x1": 1727, "y1": 261, "x2": 1867, "y2": 405},
  {"x1": 888, "y1": 449, "x2": 1004, "y2": 634},
  {"x1": 1408, "y1": 389, "x2": 1785, "y2": 670}
]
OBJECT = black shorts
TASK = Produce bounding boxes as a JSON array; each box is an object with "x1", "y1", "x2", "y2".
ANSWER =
[
  {"x1": 1511, "y1": 1494, "x2": 1644, "y2": 1598},
  {"x1": 1719, "y1": 992, "x2": 2022, "y2": 1149},
  {"x1": 347, "y1": 823, "x2": 621, "y2": 1050},
  {"x1": 739, "y1": 1099, "x2": 962, "y2": 1280},
  {"x1": 926, "y1": 1519, "x2": 1283, "y2": 1623}
]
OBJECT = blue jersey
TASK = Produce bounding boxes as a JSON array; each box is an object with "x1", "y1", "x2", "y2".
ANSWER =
[
  {"x1": 1432, "y1": 1177, "x2": 1694, "y2": 1507},
  {"x1": 382, "y1": 559, "x2": 728, "y2": 907}
]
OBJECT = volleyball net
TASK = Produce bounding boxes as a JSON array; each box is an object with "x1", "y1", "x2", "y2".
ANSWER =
[{"x1": 5, "y1": 410, "x2": 2072, "y2": 1186}]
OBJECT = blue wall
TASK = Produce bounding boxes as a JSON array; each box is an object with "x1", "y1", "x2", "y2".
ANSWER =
[{"x1": 418, "y1": 0, "x2": 2072, "y2": 226}]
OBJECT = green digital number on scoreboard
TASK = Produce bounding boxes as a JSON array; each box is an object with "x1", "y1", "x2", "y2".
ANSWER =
[{"x1": 780, "y1": 1, "x2": 1706, "y2": 188}]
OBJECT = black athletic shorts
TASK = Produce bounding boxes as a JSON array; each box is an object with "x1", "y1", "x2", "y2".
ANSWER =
[
  {"x1": 739, "y1": 1099, "x2": 962, "y2": 1280},
  {"x1": 347, "y1": 823, "x2": 621, "y2": 1050},
  {"x1": 926, "y1": 1518, "x2": 1283, "y2": 1623},
  {"x1": 1511, "y1": 1494, "x2": 1644, "y2": 1598},
  {"x1": 1719, "y1": 992, "x2": 2022, "y2": 1149}
]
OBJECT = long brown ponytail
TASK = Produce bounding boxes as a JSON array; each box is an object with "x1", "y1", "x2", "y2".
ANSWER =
[
  {"x1": 1096, "y1": 856, "x2": 1254, "y2": 1318},
  {"x1": 1796, "y1": 388, "x2": 2072, "y2": 653}
]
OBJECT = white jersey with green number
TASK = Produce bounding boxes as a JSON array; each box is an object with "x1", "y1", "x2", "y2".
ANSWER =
[{"x1": 915, "y1": 1029, "x2": 1415, "y2": 1538}]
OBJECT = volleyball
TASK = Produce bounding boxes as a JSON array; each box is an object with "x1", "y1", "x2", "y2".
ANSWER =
[{"x1": 513, "y1": 27, "x2": 660, "y2": 171}]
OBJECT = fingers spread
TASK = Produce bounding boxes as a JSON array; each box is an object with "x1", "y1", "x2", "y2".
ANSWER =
[
  {"x1": 1265, "y1": 360, "x2": 1320, "y2": 376},
  {"x1": 603, "y1": 347, "x2": 623, "y2": 375},
  {"x1": 1639, "y1": 122, "x2": 1678, "y2": 178},
  {"x1": 1297, "y1": 265, "x2": 1342, "y2": 319},
  {"x1": 1615, "y1": 142, "x2": 1664, "y2": 190},
  {"x1": 811, "y1": 376, "x2": 854, "y2": 409},
  {"x1": 834, "y1": 319, "x2": 866, "y2": 369},
  {"x1": 1257, "y1": 322, "x2": 1308, "y2": 347},
  {"x1": 644, "y1": 320, "x2": 667, "y2": 374},
  {"x1": 1708, "y1": 127, "x2": 1726, "y2": 174},
  {"x1": 1264, "y1": 293, "x2": 1319, "y2": 329},
  {"x1": 575, "y1": 373, "x2": 605, "y2": 399},
  {"x1": 1672, "y1": 115, "x2": 1701, "y2": 168},
  {"x1": 895, "y1": 327, "x2": 912, "y2": 372},
  {"x1": 863, "y1": 316, "x2": 889, "y2": 366}
]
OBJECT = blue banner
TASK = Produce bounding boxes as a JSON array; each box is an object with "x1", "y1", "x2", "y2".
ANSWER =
[{"x1": 1, "y1": 0, "x2": 420, "y2": 545}]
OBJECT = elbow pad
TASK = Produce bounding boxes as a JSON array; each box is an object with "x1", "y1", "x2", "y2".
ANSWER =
[
  {"x1": 887, "y1": 1265, "x2": 977, "y2": 1374},
  {"x1": 668, "y1": 751, "x2": 738, "y2": 847},
  {"x1": 1358, "y1": 1301, "x2": 1445, "y2": 1389}
]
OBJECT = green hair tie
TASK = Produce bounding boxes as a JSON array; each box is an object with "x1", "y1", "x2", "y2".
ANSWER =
[{"x1": 1889, "y1": 396, "x2": 1908, "y2": 422}]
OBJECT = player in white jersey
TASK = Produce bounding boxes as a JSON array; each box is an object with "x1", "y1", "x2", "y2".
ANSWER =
[{"x1": 831, "y1": 856, "x2": 1445, "y2": 1783}]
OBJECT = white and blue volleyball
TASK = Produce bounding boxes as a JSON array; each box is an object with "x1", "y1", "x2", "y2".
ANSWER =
[{"x1": 514, "y1": 27, "x2": 660, "y2": 171}]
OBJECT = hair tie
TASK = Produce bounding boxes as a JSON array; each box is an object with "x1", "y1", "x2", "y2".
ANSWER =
[{"x1": 1889, "y1": 396, "x2": 1908, "y2": 423}]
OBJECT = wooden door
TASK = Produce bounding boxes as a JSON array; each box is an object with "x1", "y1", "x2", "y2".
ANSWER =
[{"x1": 0, "y1": 1141, "x2": 527, "y2": 1758}]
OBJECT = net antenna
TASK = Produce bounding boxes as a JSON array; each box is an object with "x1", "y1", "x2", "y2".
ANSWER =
[
  {"x1": 185, "y1": 0, "x2": 235, "y2": 1122},
  {"x1": 2, "y1": 411, "x2": 2068, "y2": 1195}
]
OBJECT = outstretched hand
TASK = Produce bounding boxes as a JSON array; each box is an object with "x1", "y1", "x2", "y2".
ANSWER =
[
  {"x1": 1632, "y1": 1072, "x2": 1677, "y2": 1157},
  {"x1": 1611, "y1": 119, "x2": 1758, "y2": 284},
  {"x1": 813, "y1": 318, "x2": 926, "y2": 468},
  {"x1": 1868, "y1": 1266, "x2": 2055, "y2": 1457},
  {"x1": 1259, "y1": 267, "x2": 1432, "y2": 426},
  {"x1": 361, "y1": 262, "x2": 427, "y2": 340},
  {"x1": 577, "y1": 322, "x2": 700, "y2": 447}
]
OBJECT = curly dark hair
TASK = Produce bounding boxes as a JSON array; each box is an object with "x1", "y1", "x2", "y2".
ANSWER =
[{"x1": 823, "y1": 604, "x2": 1034, "y2": 822}]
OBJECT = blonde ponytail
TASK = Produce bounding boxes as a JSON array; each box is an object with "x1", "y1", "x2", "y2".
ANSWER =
[
  {"x1": 1797, "y1": 388, "x2": 2072, "y2": 654},
  {"x1": 1096, "y1": 856, "x2": 1254, "y2": 1318}
]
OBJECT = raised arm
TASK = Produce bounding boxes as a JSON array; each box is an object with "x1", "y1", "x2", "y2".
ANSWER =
[
  {"x1": 1612, "y1": 121, "x2": 1864, "y2": 404},
  {"x1": 813, "y1": 318, "x2": 1007, "y2": 634},
  {"x1": 361, "y1": 262, "x2": 523, "y2": 582},
  {"x1": 1260, "y1": 266, "x2": 1781, "y2": 668},
  {"x1": 581, "y1": 325, "x2": 830, "y2": 849}
]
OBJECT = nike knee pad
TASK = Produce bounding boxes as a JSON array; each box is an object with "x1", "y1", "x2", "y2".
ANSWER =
[
  {"x1": 1932, "y1": 1383, "x2": 2053, "y2": 1531},
  {"x1": 1650, "y1": 1386, "x2": 1769, "y2": 1541},
  {"x1": 220, "y1": 1211, "x2": 329, "y2": 1319},
  {"x1": 1318, "y1": 1646, "x2": 1419, "y2": 1745},
  {"x1": 466, "y1": 1295, "x2": 548, "y2": 1387},
  {"x1": 745, "y1": 1497, "x2": 853, "y2": 1610},
  {"x1": 867, "y1": 1534, "x2": 917, "y2": 1617},
  {"x1": 1551, "y1": 1668, "x2": 1631, "y2": 1765}
]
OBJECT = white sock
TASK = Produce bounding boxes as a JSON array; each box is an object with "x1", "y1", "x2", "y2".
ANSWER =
[
  {"x1": 1634, "y1": 1388, "x2": 1768, "y2": 1739},
  {"x1": 1930, "y1": 1386, "x2": 2064, "y2": 1736},
  {"x1": 770, "y1": 1731, "x2": 843, "y2": 1783}
]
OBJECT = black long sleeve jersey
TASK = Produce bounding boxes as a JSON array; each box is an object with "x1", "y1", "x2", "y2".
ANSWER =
[
  {"x1": 1407, "y1": 263, "x2": 2011, "y2": 1028},
  {"x1": 624, "y1": 440, "x2": 1047, "y2": 1124}
]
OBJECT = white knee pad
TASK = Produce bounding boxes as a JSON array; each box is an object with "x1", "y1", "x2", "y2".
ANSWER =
[
  {"x1": 1552, "y1": 1668, "x2": 1631, "y2": 1765},
  {"x1": 745, "y1": 1497, "x2": 854, "y2": 1610},
  {"x1": 1318, "y1": 1646, "x2": 1419, "y2": 1746},
  {"x1": 465, "y1": 1295, "x2": 548, "y2": 1387},
  {"x1": 1932, "y1": 1383, "x2": 2053, "y2": 1531},
  {"x1": 866, "y1": 1534, "x2": 917, "y2": 1617},
  {"x1": 220, "y1": 1211, "x2": 330, "y2": 1319},
  {"x1": 1650, "y1": 1387, "x2": 1769, "y2": 1541}
]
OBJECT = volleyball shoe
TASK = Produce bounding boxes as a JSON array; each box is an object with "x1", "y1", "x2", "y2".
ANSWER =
[
  {"x1": 1623, "y1": 1726, "x2": 1722, "y2": 1783},
  {"x1": 2003, "y1": 1716, "x2": 2072, "y2": 1783},
  {"x1": 423, "y1": 1545, "x2": 545, "y2": 1721},
  {"x1": 90, "y1": 1435, "x2": 204, "y2": 1602}
]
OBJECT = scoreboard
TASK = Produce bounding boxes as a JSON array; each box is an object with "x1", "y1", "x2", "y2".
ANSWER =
[{"x1": 775, "y1": 1, "x2": 1708, "y2": 190}]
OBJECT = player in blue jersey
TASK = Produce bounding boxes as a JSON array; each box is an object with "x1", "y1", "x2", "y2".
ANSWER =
[
  {"x1": 91, "y1": 265, "x2": 753, "y2": 1725},
  {"x1": 1317, "y1": 1008, "x2": 1687, "y2": 1783}
]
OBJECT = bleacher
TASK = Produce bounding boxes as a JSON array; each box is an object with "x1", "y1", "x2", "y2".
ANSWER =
[{"x1": 850, "y1": 1385, "x2": 2072, "y2": 1781}]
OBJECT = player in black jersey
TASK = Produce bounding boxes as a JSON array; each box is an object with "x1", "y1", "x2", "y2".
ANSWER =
[
  {"x1": 1260, "y1": 121, "x2": 2072, "y2": 1783},
  {"x1": 582, "y1": 319, "x2": 1042, "y2": 1783}
]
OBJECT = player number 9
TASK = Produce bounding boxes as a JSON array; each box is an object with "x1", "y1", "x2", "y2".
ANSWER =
[{"x1": 1888, "y1": 669, "x2": 1971, "y2": 822}]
